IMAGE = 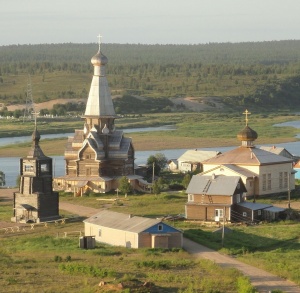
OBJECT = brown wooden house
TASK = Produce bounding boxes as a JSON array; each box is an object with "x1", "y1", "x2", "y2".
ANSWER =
[{"x1": 185, "y1": 174, "x2": 247, "y2": 222}]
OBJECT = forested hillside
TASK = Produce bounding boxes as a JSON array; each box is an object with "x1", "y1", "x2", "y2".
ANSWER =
[{"x1": 0, "y1": 40, "x2": 300, "y2": 112}]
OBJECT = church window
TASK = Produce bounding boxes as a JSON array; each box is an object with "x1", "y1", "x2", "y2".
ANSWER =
[
  {"x1": 86, "y1": 168, "x2": 91, "y2": 176},
  {"x1": 267, "y1": 173, "x2": 271, "y2": 190},
  {"x1": 279, "y1": 172, "x2": 283, "y2": 189},
  {"x1": 24, "y1": 165, "x2": 33, "y2": 172},
  {"x1": 41, "y1": 164, "x2": 49, "y2": 173},
  {"x1": 86, "y1": 154, "x2": 91, "y2": 159},
  {"x1": 284, "y1": 172, "x2": 288, "y2": 188},
  {"x1": 262, "y1": 174, "x2": 266, "y2": 191}
]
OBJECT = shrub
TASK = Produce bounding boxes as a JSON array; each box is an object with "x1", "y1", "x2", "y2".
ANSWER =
[{"x1": 236, "y1": 276, "x2": 257, "y2": 293}]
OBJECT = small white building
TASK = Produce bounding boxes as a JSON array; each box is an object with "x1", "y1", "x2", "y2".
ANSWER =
[
  {"x1": 84, "y1": 210, "x2": 183, "y2": 249},
  {"x1": 177, "y1": 150, "x2": 221, "y2": 173}
]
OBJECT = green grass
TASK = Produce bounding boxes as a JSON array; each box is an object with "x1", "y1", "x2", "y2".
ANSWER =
[{"x1": 0, "y1": 220, "x2": 250, "y2": 292}]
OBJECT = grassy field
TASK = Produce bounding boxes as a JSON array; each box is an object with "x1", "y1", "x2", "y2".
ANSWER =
[
  {"x1": 0, "y1": 111, "x2": 299, "y2": 157},
  {"x1": 1, "y1": 189, "x2": 300, "y2": 291}
]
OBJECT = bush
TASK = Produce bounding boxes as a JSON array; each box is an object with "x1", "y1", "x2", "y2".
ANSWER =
[{"x1": 236, "y1": 276, "x2": 257, "y2": 293}]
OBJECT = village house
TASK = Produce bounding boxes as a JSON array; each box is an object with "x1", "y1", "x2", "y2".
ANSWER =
[
  {"x1": 11, "y1": 120, "x2": 59, "y2": 223},
  {"x1": 185, "y1": 173, "x2": 286, "y2": 223},
  {"x1": 84, "y1": 210, "x2": 183, "y2": 249},
  {"x1": 185, "y1": 174, "x2": 247, "y2": 222},
  {"x1": 53, "y1": 38, "x2": 146, "y2": 195},
  {"x1": 260, "y1": 146, "x2": 296, "y2": 161},
  {"x1": 202, "y1": 110, "x2": 295, "y2": 198},
  {"x1": 177, "y1": 150, "x2": 220, "y2": 173}
]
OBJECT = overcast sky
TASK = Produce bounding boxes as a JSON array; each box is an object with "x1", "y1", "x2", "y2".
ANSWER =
[{"x1": 1, "y1": 0, "x2": 299, "y2": 46}]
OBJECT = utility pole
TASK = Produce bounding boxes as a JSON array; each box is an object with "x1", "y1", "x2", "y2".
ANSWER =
[
  {"x1": 288, "y1": 173, "x2": 291, "y2": 209},
  {"x1": 222, "y1": 207, "x2": 225, "y2": 247},
  {"x1": 152, "y1": 162, "x2": 155, "y2": 183}
]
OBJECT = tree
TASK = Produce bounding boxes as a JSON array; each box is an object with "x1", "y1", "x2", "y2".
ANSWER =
[
  {"x1": 152, "y1": 180, "x2": 161, "y2": 195},
  {"x1": 154, "y1": 153, "x2": 168, "y2": 170},
  {"x1": 182, "y1": 173, "x2": 192, "y2": 189},
  {"x1": 146, "y1": 155, "x2": 161, "y2": 178},
  {"x1": 118, "y1": 176, "x2": 132, "y2": 196},
  {"x1": 0, "y1": 171, "x2": 5, "y2": 186}
]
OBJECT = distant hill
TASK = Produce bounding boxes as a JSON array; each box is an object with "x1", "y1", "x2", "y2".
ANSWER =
[{"x1": 0, "y1": 41, "x2": 300, "y2": 112}]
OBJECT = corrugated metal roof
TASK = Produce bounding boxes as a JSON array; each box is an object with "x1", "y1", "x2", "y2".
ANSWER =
[
  {"x1": 178, "y1": 150, "x2": 220, "y2": 163},
  {"x1": 84, "y1": 210, "x2": 162, "y2": 233},
  {"x1": 237, "y1": 202, "x2": 272, "y2": 210},
  {"x1": 186, "y1": 174, "x2": 242, "y2": 196},
  {"x1": 264, "y1": 206, "x2": 286, "y2": 212},
  {"x1": 203, "y1": 146, "x2": 292, "y2": 165}
]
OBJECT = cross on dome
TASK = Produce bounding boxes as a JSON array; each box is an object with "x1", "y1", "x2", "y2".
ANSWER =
[
  {"x1": 32, "y1": 110, "x2": 40, "y2": 126},
  {"x1": 97, "y1": 34, "x2": 102, "y2": 52},
  {"x1": 243, "y1": 109, "x2": 251, "y2": 126}
]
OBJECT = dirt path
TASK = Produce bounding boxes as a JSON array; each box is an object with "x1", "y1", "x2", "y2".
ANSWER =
[{"x1": 183, "y1": 238, "x2": 300, "y2": 293}]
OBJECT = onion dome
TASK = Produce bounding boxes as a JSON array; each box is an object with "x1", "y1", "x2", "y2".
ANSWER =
[
  {"x1": 91, "y1": 50, "x2": 108, "y2": 66},
  {"x1": 237, "y1": 125, "x2": 258, "y2": 141}
]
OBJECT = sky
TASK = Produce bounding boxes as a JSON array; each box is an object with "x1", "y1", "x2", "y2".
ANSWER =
[{"x1": 0, "y1": 0, "x2": 300, "y2": 46}]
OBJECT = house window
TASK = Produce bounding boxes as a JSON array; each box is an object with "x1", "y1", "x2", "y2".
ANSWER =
[
  {"x1": 279, "y1": 172, "x2": 283, "y2": 189},
  {"x1": 284, "y1": 172, "x2": 288, "y2": 188},
  {"x1": 158, "y1": 224, "x2": 163, "y2": 231},
  {"x1": 188, "y1": 194, "x2": 194, "y2": 202},
  {"x1": 258, "y1": 210, "x2": 261, "y2": 216},
  {"x1": 98, "y1": 229, "x2": 102, "y2": 237},
  {"x1": 262, "y1": 174, "x2": 266, "y2": 191},
  {"x1": 215, "y1": 209, "x2": 223, "y2": 218},
  {"x1": 267, "y1": 173, "x2": 271, "y2": 190},
  {"x1": 243, "y1": 212, "x2": 247, "y2": 217}
]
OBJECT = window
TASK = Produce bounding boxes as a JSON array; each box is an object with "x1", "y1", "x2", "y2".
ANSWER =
[
  {"x1": 258, "y1": 210, "x2": 261, "y2": 216},
  {"x1": 243, "y1": 212, "x2": 247, "y2": 217},
  {"x1": 188, "y1": 194, "x2": 194, "y2": 202},
  {"x1": 98, "y1": 229, "x2": 102, "y2": 237},
  {"x1": 41, "y1": 163, "x2": 49, "y2": 172},
  {"x1": 158, "y1": 224, "x2": 163, "y2": 231},
  {"x1": 215, "y1": 209, "x2": 223, "y2": 218},
  {"x1": 279, "y1": 172, "x2": 283, "y2": 189},
  {"x1": 262, "y1": 174, "x2": 266, "y2": 191},
  {"x1": 267, "y1": 173, "x2": 271, "y2": 190},
  {"x1": 24, "y1": 165, "x2": 33, "y2": 172},
  {"x1": 284, "y1": 172, "x2": 288, "y2": 188}
]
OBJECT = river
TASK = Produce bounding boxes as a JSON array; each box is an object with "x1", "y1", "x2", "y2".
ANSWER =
[{"x1": 1, "y1": 122, "x2": 300, "y2": 187}]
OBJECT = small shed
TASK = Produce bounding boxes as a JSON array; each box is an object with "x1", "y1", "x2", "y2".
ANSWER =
[
  {"x1": 234, "y1": 202, "x2": 273, "y2": 223},
  {"x1": 84, "y1": 210, "x2": 183, "y2": 249}
]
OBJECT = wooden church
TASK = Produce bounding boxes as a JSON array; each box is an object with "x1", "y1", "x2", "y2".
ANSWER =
[
  {"x1": 11, "y1": 121, "x2": 59, "y2": 223},
  {"x1": 53, "y1": 38, "x2": 142, "y2": 195}
]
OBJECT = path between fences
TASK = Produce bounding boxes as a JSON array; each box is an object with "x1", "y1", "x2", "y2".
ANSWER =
[{"x1": 60, "y1": 201, "x2": 300, "y2": 293}]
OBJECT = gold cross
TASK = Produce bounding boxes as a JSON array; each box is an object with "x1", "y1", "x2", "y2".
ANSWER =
[{"x1": 243, "y1": 109, "x2": 251, "y2": 126}]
